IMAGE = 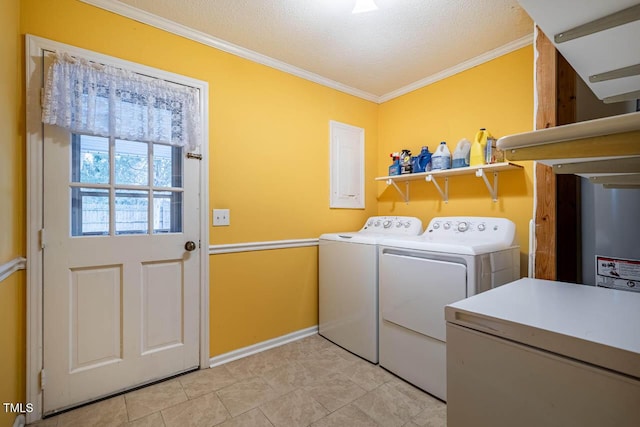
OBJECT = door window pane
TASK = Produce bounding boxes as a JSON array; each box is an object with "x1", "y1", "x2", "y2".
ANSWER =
[
  {"x1": 153, "y1": 144, "x2": 182, "y2": 188},
  {"x1": 153, "y1": 191, "x2": 182, "y2": 233},
  {"x1": 70, "y1": 133, "x2": 186, "y2": 237},
  {"x1": 72, "y1": 135, "x2": 110, "y2": 184},
  {"x1": 115, "y1": 140, "x2": 149, "y2": 185},
  {"x1": 71, "y1": 187, "x2": 109, "y2": 236},
  {"x1": 115, "y1": 189, "x2": 149, "y2": 235}
]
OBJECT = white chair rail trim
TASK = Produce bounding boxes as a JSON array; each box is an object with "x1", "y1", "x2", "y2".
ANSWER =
[
  {"x1": 209, "y1": 238, "x2": 319, "y2": 255},
  {"x1": 0, "y1": 257, "x2": 27, "y2": 283}
]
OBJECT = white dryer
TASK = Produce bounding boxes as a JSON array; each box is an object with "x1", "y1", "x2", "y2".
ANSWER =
[
  {"x1": 378, "y1": 216, "x2": 520, "y2": 400},
  {"x1": 319, "y1": 216, "x2": 423, "y2": 363}
]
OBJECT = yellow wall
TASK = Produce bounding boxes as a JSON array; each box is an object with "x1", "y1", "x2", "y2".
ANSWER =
[
  {"x1": 0, "y1": 273, "x2": 26, "y2": 427},
  {"x1": 9, "y1": 4, "x2": 536, "y2": 409},
  {"x1": 20, "y1": 0, "x2": 378, "y2": 359},
  {"x1": 1, "y1": 0, "x2": 25, "y2": 425},
  {"x1": 211, "y1": 248, "x2": 318, "y2": 355},
  {"x1": 0, "y1": 0, "x2": 23, "y2": 259},
  {"x1": 378, "y1": 46, "x2": 534, "y2": 275}
]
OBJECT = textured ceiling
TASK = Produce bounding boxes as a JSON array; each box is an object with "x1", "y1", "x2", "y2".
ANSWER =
[{"x1": 110, "y1": 0, "x2": 533, "y2": 98}]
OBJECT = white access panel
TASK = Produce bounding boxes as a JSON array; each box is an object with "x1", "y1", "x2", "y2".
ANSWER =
[
  {"x1": 329, "y1": 120, "x2": 364, "y2": 209},
  {"x1": 319, "y1": 239, "x2": 378, "y2": 361},
  {"x1": 447, "y1": 323, "x2": 640, "y2": 427}
]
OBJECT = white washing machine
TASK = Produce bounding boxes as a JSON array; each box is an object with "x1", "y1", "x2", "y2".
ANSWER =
[
  {"x1": 319, "y1": 216, "x2": 423, "y2": 363},
  {"x1": 378, "y1": 216, "x2": 520, "y2": 400}
]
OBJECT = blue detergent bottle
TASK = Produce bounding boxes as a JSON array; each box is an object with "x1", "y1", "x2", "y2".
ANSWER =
[{"x1": 412, "y1": 146, "x2": 432, "y2": 173}]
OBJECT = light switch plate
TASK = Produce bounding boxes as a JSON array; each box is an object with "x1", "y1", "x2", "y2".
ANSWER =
[{"x1": 212, "y1": 209, "x2": 230, "y2": 226}]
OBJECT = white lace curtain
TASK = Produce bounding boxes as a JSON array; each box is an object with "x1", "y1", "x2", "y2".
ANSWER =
[{"x1": 42, "y1": 52, "x2": 201, "y2": 151}]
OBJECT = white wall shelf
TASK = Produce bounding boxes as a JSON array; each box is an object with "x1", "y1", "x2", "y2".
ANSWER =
[
  {"x1": 375, "y1": 162, "x2": 523, "y2": 203},
  {"x1": 497, "y1": 111, "x2": 640, "y2": 188}
]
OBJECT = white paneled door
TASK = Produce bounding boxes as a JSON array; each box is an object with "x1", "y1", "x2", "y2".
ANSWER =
[{"x1": 42, "y1": 122, "x2": 201, "y2": 413}]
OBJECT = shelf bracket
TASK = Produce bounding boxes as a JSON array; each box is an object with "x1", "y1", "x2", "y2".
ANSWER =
[
  {"x1": 386, "y1": 179, "x2": 410, "y2": 204},
  {"x1": 426, "y1": 175, "x2": 448, "y2": 203},
  {"x1": 554, "y1": 4, "x2": 640, "y2": 44},
  {"x1": 476, "y1": 169, "x2": 499, "y2": 202}
]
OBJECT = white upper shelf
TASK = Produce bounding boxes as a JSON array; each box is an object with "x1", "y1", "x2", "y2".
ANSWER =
[
  {"x1": 375, "y1": 162, "x2": 522, "y2": 182},
  {"x1": 376, "y1": 162, "x2": 523, "y2": 203},
  {"x1": 518, "y1": 0, "x2": 640, "y2": 103},
  {"x1": 497, "y1": 111, "x2": 640, "y2": 181}
]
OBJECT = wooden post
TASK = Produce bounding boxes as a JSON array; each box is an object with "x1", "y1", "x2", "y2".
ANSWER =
[
  {"x1": 534, "y1": 27, "x2": 557, "y2": 280},
  {"x1": 555, "y1": 54, "x2": 581, "y2": 283}
]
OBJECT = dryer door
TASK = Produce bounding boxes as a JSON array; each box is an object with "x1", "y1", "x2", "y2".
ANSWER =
[{"x1": 380, "y1": 252, "x2": 466, "y2": 342}]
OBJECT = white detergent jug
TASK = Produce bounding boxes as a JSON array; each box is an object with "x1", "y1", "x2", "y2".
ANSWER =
[
  {"x1": 452, "y1": 138, "x2": 471, "y2": 168},
  {"x1": 431, "y1": 141, "x2": 451, "y2": 171}
]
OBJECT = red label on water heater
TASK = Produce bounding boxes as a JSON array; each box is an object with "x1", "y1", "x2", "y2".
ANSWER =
[{"x1": 595, "y1": 255, "x2": 640, "y2": 293}]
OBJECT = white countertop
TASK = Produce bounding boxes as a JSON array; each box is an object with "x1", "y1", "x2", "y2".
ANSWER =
[{"x1": 446, "y1": 278, "x2": 640, "y2": 379}]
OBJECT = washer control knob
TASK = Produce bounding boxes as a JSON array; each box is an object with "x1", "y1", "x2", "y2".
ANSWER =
[
  {"x1": 383, "y1": 220, "x2": 392, "y2": 228},
  {"x1": 374, "y1": 220, "x2": 381, "y2": 227},
  {"x1": 367, "y1": 220, "x2": 373, "y2": 226},
  {"x1": 404, "y1": 222, "x2": 411, "y2": 228},
  {"x1": 396, "y1": 221, "x2": 403, "y2": 228},
  {"x1": 457, "y1": 221, "x2": 469, "y2": 232},
  {"x1": 477, "y1": 223, "x2": 486, "y2": 231},
  {"x1": 443, "y1": 222, "x2": 451, "y2": 230},
  {"x1": 433, "y1": 222, "x2": 440, "y2": 230}
]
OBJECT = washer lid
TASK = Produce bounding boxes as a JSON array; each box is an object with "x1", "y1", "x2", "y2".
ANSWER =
[
  {"x1": 445, "y1": 278, "x2": 640, "y2": 379},
  {"x1": 320, "y1": 232, "x2": 387, "y2": 244},
  {"x1": 380, "y1": 236, "x2": 515, "y2": 255},
  {"x1": 320, "y1": 216, "x2": 423, "y2": 242},
  {"x1": 381, "y1": 216, "x2": 518, "y2": 255}
]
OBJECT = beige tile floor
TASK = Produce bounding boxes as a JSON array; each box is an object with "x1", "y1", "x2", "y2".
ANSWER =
[{"x1": 29, "y1": 334, "x2": 446, "y2": 427}]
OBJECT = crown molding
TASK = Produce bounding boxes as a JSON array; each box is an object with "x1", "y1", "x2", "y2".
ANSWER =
[
  {"x1": 79, "y1": 0, "x2": 379, "y2": 102},
  {"x1": 378, "y1": 33, "x2": 534, "y2": 103},
  {"x1": 79, "y1": 1, "x2": 532, "y2": 104}
]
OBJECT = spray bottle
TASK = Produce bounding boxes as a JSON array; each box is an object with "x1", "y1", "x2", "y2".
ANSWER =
[{"x1": 388, "y1": 152, "x2": 401, "y2": 176}]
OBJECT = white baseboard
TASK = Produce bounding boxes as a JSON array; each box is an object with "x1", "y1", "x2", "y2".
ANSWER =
[
  {"x1": 13, "y1": 414, "x2": 25, "y2": 427},
  {"x1": 210, "y1": 325, "x2": 318, "y2": 367}
]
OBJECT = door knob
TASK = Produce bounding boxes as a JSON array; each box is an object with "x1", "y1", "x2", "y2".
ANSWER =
[{"x1": 185, "y1": 241, "x2": 197, "y2": 252}]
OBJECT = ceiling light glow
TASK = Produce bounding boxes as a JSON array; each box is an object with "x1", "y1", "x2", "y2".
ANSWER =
[{"x1": 352, "y1": 0, "x2": 378, "y2": 14}]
